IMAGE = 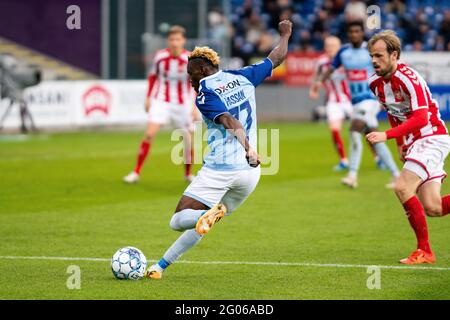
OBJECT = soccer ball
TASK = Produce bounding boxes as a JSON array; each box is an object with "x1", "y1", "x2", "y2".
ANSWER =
[{"x1": 111, "y1": 247, "x2": 147, "y2": 280}]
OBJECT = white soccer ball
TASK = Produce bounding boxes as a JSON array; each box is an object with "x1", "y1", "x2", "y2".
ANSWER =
[{"x1": 111, "y1": 247, "x2": 147, "y2": 280}]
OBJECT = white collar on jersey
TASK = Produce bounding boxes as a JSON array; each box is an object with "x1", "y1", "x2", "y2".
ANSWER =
[
  {"x1": 352, "y1": 41, "x2": 367, "y2": 49},
  {"x1": 200, "y1": 70, "x2": 222, "y2": 82}
]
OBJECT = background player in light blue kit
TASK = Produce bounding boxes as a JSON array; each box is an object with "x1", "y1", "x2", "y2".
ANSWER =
[
  {"x1": 144, "y1": 20, "x2": 293, "y2": 280},
  {"x1": 313, "y1": 21, "x2": 399, "y2": 189}
]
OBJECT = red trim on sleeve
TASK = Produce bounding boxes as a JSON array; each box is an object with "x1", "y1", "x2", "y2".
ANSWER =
[
  {"x1": 146, "y1": 74, "x2": 157, "y2": 98},
  {"x1": 146, "y1": 52, "x2": 163, "y2": 98}
]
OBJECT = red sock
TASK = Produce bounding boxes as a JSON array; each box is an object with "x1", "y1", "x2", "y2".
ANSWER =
[
  {"x1": 441, "y1": 195, "x2": 450, "y2": 216},
  {"x1": 134, "y1": 140, "x2": 151, "y2": 174},
  {"x1": 185, "y1": 147, "x2": 194, "y2": 177},
  {"x1": 331, "y1": 130, "x2": 346, "y2": 161},
  {"x1": 402, "y1": 196, "x2": 431, "y2": 252}
]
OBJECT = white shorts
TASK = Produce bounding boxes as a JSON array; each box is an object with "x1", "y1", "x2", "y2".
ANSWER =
[
  {"x1": 404, "y1": 135, "x2": 450, "y2": 185},
  {"x1": 326, "y1": 101, "x2": 353, "y2": 122},
  {"x1": 148, "y1": 99, "x2": 193, "y2": 130},
  {"x1": 351, "y1": 99, "x2": 380, "y2": 129},
  {"x1": 183, "y1": 166, "x2": 261, "y2": 214}
]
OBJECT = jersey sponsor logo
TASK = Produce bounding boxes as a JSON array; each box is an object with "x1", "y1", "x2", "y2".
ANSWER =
[
  {"x1": 384, "y1": 104, "x2": 410, "y2": 121},
  {"x1": 214, "y1": 79, "x2": 241, "y2": 95},
  {"x1": 346, "y1": 69, "x2": 368, "y2": 81}
]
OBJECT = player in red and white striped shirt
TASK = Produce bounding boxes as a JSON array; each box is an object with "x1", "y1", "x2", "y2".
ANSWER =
[
  {"x1": 310, "y1": 36, "x2": 352, "y2": 171},
  {"x1": 366, "y1": 31, "x2": 450, "y2": 264},
  {"x1": 124, "y1": 26, "x2": 198, "y2": 184}
]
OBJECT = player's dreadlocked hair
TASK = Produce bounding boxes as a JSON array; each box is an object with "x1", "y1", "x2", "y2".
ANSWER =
[{"x1": 188, "y1": 46, "x2": 220, "y2": 68}]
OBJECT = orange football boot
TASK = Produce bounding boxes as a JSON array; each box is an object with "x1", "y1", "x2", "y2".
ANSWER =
[
  {"x1": 196, "y1": 204, "x2": 227, "y2": 235},
  {"x1": 144, "y1": 267, "x2": 162, "y2": 279},
  {"x1": 400, "y1": 249, "x2": 436, "y2": 265}
]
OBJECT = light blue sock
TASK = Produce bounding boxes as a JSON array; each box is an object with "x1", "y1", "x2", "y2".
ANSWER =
[
  {"x1": 162, "y1": 229, "x2": 203, "y2": 266},
  {"x1": 349, "y1": 131, "x2": 363, "y2": 178},
  {"x1": 170, "y1": 208, "x2": 206, "y2": 231},
  {"x1": 155, "y1": 209, "x2": 207, "y2": 271},
  {"x1": 373, "y1": 142, "x2": 400, "y2": 177}
]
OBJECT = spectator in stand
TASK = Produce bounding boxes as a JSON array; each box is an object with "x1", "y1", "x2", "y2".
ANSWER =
[
  {"x1": 279, "y1": 7, "x2": 293, "y2": 24},
  {"x1": 440, "y1": 10, "x2": 450, "y2": 51},
  {"x1": 344, "y1": 0, "x2": 367, "y2": 22},
  {"x1": 264, "y1": 0, "x2": 295, "y2": 30},
  {"x1": 240, "y1": 0, "x2": 254, "y2": 19},
  {"x1": 298, "y1": 29, "x2": 314, "y2": 52},
  {"x1": 312, "y1": 9, "x2": 330, "y2": 50},
  {"x1": 257, "y1": 31, "x2": 276, "y2": 56},
  {"x1": 231, "y1": 0, "x2": 449, "y2": 63},
  {"x1": 208, "y1": 9, "x2": 234, "y2": 44},
  {"x1": 323, "y1": 0, "x2": 345, "y2": 16},
  {"x1": 413, "y1": 40, "x2": 423, "y2": 51},
  {"x1": 384, "y1": 0, "x2": 406, "y2": 15},
  {"x1": 436, "y1": 36, "x2": 446, "y2": 52},
  {"x1": 409, "y1": 9, "x2": 430, "y2": 49},
  {"x1": 232, "y1": 5, "x2": 266, "y2": 64},
  {"x1": 244, "y1": 10, "x2": 265, "y2": 48},
  {"x1": 312, "y1": 9, "x2": 329, "y2": 35}
]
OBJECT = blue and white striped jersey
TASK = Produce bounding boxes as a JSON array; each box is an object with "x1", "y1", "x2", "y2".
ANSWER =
[
  {"x1": 332, "y1": 42, "x2": 376, "y2": 104},
  {"x1": 195, "y1": 58, "x2": 273, "y2": 170}
]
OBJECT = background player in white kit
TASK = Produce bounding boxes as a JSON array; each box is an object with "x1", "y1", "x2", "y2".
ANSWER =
[
  {"x1": 124, "y1": 26, "x2": 198, "y2": 184},
  {"x1": 310, "y1": 36, "x2": 352, "y2": 171},
  {"x1": 144, "y1": 20, "x2": 292, "y2": 279},
  {"x1": 366, "y1": 31, "x2": 450, "y2": 264}
]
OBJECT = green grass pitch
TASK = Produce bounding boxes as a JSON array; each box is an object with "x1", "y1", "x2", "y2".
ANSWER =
[{"x1": 0, "y1": 123, "x2": 449, "y2": 300}]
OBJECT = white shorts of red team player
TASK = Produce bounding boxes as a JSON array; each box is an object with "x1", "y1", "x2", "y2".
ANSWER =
[
  {"x1": 326, "y1": 101, "x2": 353, "y2": 123},
  {"x1": 148, "y1": 99, "x2": 194, "y2": 131},
  {"x1": 404, "y1": 135, "x2": 450, "y2": 185}
]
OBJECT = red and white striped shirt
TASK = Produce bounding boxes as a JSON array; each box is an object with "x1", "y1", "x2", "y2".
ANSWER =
[
  {"x1": 316, "y1": 55, "x2": 351, "y2": 103},
  {"x1": 369, "y1": 63, "x2": 448, "y2": 147},
  {"x1": 147, "y1": 48, "x2": 194, "y2": 105}
]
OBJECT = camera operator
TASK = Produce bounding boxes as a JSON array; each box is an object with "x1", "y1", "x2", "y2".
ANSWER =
[{"x1": 0, "y1": 53, "x2": 41, "y2": 132}]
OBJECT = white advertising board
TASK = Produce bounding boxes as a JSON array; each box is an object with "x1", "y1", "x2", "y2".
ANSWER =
[
  {"x1": 0, "y1": 80, "x2": 149, "y2": 129},
  {"x1": 401, "y1": 52, "x2": 450, "y2": 84}
]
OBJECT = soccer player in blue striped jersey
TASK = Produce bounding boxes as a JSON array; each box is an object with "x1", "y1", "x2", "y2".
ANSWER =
[
  {"x1": 144, "y1": 20, "x2": 293, "y2": 279},
  {"x1": 312, "y1": 21, "x2": 399, "y2": 189}
]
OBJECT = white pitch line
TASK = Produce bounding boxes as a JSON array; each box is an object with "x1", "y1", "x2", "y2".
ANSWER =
[
  {"x1": 1, "y1": 255, "x2": 450, "y2": 271},
  {"x1": 0, "y1": 256, "x2": 109, "y2": 262}
]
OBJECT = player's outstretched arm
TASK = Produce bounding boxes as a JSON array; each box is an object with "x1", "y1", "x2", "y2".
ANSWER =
[
  {"x1": 268, "y1": 20, "x2": 292, "y2": 69},
  {"x1": 312, "y1": 64, "x2": 335, "y2": 96},
  {"x1": 217, "y1": 113, "x2": 260, "y2": 167},
  {"x1": 309, "y1": 66, "x2": 322, "y2": 100}
]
